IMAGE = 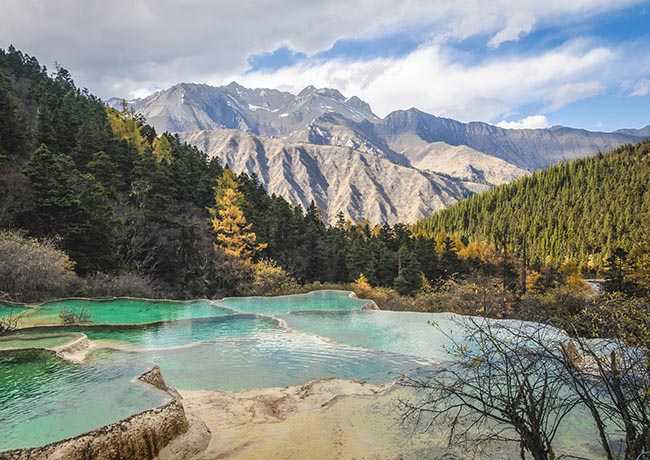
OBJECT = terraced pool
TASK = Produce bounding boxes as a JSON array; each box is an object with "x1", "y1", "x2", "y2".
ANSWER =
[{"x1": 0, "y1": 290, "x2": 582, "y2": 453}]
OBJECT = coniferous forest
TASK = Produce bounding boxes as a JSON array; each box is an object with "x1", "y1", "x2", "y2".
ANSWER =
[
  {"x1": 1, "y1": 46, "x2": 648, "y2": 312},
  {"x1": 415, "y1": 141, "x2": 650, "y2": 274},
  {"x1": 0, "y1": 47, "x2": 464, "y2": 301}
]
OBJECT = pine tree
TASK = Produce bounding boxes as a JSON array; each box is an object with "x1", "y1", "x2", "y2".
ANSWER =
[
  {"x1": 393, "y1": 245, "x2": 422, "y2": 295},
  {"x1": 22, "y1": 144, "x2": 82, "y2": 238},
  {"x1": 300, "y1": 201, "x2": 327, "y2": 281},
  {"x1": 0, "y1": 71, "x2": 27, "y2": 162}
]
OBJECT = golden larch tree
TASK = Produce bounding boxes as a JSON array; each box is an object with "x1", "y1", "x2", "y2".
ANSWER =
[{"x1": 210, "y1": 169, "x2": 265, "y2": 263}]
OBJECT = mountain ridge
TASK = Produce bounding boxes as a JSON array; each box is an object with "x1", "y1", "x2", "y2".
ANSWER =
[{"x1": 109, "y1": 82, "x2": 648, "y2": 224}]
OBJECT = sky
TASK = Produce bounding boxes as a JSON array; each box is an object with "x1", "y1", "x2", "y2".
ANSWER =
[{"x1": 1, "y1": 0, "x2": 649, "y2": 131}]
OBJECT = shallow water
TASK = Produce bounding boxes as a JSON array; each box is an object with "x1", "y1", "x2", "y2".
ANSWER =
[
  {"x1": 20, "y1": 297, "x2": 232, "y2": 326},
  {"x1": 215, "y1": 290, "x2": 370, "y2": 314},
  {"x1": 279, "y1": 310, "x2": 460, "y2": 360},
  {"x1": 0, "y1": 303, "x2": 27, "y2": 318},
  {"x1": 0, "y1": 290, "x2": 587, "y2": 453},
  {"x1": 0, "y1": 332, "x2": 84, "y2": 350},
  {"x1": 0, "y1": 349, "x2": 169, "y2": 451},
  {"x1": 2, "y1": 291, "x2": 400, "y2": 450},
  {"x1": 86, "y1": 327, "x2": 429, "y2": 391}
]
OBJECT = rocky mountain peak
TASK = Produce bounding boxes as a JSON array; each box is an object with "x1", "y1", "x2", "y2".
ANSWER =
[
  {"x1": 312, "y1": 87, "x2": 345, "y2": 101},
  {"x1": 119, "y1": 82, "x2": 377, "y2": 136},
  {"x1": 297, "y1": 85, "x2": 317, "y2": 98}
]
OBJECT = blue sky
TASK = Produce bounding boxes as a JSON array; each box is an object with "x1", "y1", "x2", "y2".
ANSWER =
[
  {"x1": 242, "y1": 3, "x2": 650, "y2": 131},
  {"x1": 1, "y1": 0, "x2": 649, "y2": 131}
]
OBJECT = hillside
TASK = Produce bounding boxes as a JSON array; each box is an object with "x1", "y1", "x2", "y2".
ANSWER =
[
  {"x1": 0, "y1": 47, "x2": 328, "y2": 296},
  {"x1": 0, "y1": 47, "x2": 479, "y2": 299},
  {"x1": 414, "y1": 140, "x2": 650, "y2": 271}
]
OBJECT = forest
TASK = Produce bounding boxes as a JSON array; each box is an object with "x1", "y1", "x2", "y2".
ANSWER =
[
  {"x1": 0, "y1": 46, "x2": 520, "y2": 303},
  {"x1": 1, "y1": 46, "x2": 648, "y2": 322},
  {"x1": 415, "y1": 141, "x2": 650, "y2": 275}
]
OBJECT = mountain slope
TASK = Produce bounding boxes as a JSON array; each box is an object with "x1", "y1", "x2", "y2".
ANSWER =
[
  {"x1": 180, "y1": 129, "x2": 468, "y2": 224},
  {"x1": 615, "y1": 126, "x2": 650, "y2": 137},
  {"x1": 414, "y1": 140, "x2": 650, "y2": 270}
]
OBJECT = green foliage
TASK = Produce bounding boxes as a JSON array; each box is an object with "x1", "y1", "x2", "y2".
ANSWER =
[
  {"x1": 4, "y1": 45, "x2": 609, "y2": 302},
  {"x1": 22, "y1": 144, "x2": 80, "y2": 235},
  {"x1": 415, "y1": 141, "x2": 650, "y2": 274},
  {"x1": 21, "y1": 145, "x2": 120, "y2": 273},
  {"x1": 0, "y1": 70, "x2": 27, "y2": 162}
]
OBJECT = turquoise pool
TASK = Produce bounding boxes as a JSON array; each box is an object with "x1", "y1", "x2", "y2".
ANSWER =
[
  {"x1": 18, "y1": 297, "x2": 233, "y2": 326},
  {"x1": 4, "y1": 291, "x2": 427, "y2": 451},
  {"x1": 0, "y1": 290, "x2": 571, "y2": 452},
  {"x1": 0, "y1": 349, "x2": 169, "y2": 451}
]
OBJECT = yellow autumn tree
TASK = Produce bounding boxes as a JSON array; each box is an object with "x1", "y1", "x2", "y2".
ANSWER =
[
  {"x1": 106, "y1": 102, "x2": 149, "y2": 154},
  {"x1": 353, "y1": 272, "x2": 372, "y2": 297},
  {"x1": 152, "y1": 134, "x2": 172, "y2": 165},
  {"x1": 210, "y1": 169, "x2": 265, "y2": 263}
]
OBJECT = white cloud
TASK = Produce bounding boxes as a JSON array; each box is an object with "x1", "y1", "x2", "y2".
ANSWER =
[
  {"x1": 497, "y1": 115, "x2": 550, "y2": 129},
  {"x1": 542, "y1": 81, "x2": 606, "y2": 112},
  {"x1": 629, "y1": 79, "x2": 650, "y2": 96},
  {"x1": 488, "y1": 12, "x2": 536, "y2": 48},
  {"x1": 230, "y1": 42, "x2": 615, "y2": 122},
  {"x1": 0, "y1": 0, "x2": 643, "y2": 100}
]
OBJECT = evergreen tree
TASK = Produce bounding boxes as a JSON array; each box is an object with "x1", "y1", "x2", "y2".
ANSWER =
[
  {"x1": 0, "y1": 71, "x2": 27, "y2": 162},
  {"x1": 299, "y1": 201, "x2": 327, "y2": 282},
  {"x1": 86, "y1": 151, "x2": 124, "y2": 194},
  {"x1": 73, "y1": 173, "x2": 120, "y2": 273},
  {"x1": 440, "y1": 236, "x2": 461, "y2": 279},
  {"x1": 22, "y1": 144, "x2": 82, "y2": 239},
  {"x1": 415, "y1": 141, "x2": 650, "y2": 274},
  {"x1": 393, "y1": 245, "x2": 422, "y2": 295}
]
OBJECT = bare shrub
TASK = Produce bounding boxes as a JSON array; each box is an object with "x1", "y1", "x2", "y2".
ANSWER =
[
  {"x1": 410, "y1": 274, "x2": 518, "y2": 317},
  {"x1": 84, "y1": 272, "x2": 165, "y2": 299},
  {"x1": 58, "y1": 306, "x2": 91, "y2": 325},
  {"x1": 0, "y1": 231, "x2": 81, "y2": 302},
  {"x1": 0, "y1": 310, "x2": 24, "y2": 336},
  {"x1": 399, "y1": 318, "x2": 577, "y2": 460}
]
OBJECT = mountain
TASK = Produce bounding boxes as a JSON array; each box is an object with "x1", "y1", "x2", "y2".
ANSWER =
[
  {"x1": 414, "y1": 140, "x2": 650, "y2": 271},
  {"x1": 181, "y1": 128, "x2": 467, "y2": 224},
  {"x1": 112, "y1": 82, "x2": 377, "y2": 136},
  {"x1": 114, "y1": 82, "x2": 647, "y2": 223},
  {"x1": 615, "y1": 125, "x2": 650, "y2": 137},
  {"x1": 376, "y1": 108, "x2": 643, "y2": 170}
]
